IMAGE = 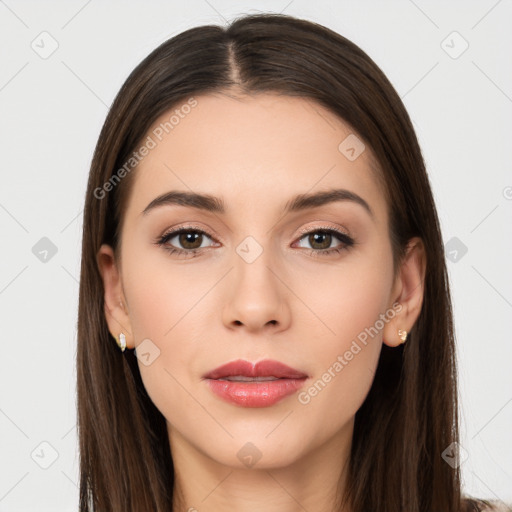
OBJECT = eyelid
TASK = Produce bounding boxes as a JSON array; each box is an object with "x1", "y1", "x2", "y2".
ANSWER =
[
  {"x1": 295, "y1": 223, "x2": 351, "y2": 239},
  {"x1": 159, "y1": 223, "x2": 219, "y2": 242}
]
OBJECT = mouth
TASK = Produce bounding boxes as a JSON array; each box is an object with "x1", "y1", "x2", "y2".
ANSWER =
[
  {"x1": 203, "y1": 359, "x2": 308, "y2": 408},
  {"x1": 218, "y1": 376, "x2": 282, "y2": 382}
]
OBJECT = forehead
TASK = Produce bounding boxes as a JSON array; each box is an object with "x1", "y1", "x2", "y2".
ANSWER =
[{"x1": 125, "y1": 92, "x2": 386, "y2": 221}]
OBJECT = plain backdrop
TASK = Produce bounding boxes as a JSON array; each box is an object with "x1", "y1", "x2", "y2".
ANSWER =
[{"x1": 0, "y1": 0, "x2": 511, "y2": 510}]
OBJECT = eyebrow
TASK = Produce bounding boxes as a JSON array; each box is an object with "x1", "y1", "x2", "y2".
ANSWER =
[{"x1": 141, "y1": 188, "x2": 374, "y2": 218}]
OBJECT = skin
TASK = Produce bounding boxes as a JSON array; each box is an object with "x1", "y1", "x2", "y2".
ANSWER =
[{"x1": 97, "y1": 92, "x2": 426, "y2": 512}]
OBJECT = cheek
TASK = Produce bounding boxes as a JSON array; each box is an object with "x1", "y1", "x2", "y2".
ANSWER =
[
  {"x1": 123, "y1": 240, "x2": 203, "y2": 341},
  {"x1": 293, "y1": 250, "x2": 393, "y2": 418},
  {"x1": 120, "y1": 245, "x2": 202, "y2": 406},
  {"x1": 291, "y1": 240, "x2": 393, "y2": 344}
]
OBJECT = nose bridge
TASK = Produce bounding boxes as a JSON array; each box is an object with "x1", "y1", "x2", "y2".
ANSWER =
[
  {"x1": 233, "y1": 232, "x2": 280, "y2": 299},
  {"x1": 222, "y1": 232, "x2": 290, "y2": 331}
]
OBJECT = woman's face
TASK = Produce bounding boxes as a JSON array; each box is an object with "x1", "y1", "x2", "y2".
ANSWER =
[{"x1": 99, "y1": 92, "x2": 413, "y2": 470}]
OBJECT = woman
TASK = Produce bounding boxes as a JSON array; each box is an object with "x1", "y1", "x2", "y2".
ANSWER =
[{"x1": 77, "y1": 12, "x2": 510, "y2": 512}]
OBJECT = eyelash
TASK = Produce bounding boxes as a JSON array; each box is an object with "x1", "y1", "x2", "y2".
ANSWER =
[{"x1": 154, "y1": 224, "x2": 355, "y2": 259}]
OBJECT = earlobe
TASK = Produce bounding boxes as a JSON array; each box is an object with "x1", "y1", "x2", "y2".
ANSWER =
[
  {"x1": 383, "y1": 237, "x2": 426, "y2": 348},
  {"x1": 96, "y1": 244, "x2": 133, "y2": 349}
]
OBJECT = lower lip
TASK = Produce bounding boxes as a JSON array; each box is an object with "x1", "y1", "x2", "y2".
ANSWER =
[{"x1": 205, "y1": 378, "x2": 307, "y2": 407}]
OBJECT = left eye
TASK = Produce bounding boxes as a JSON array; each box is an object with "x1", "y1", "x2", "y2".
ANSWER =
[{"x1": 295, "y1": 229, "x2": 351, "y2": 251}]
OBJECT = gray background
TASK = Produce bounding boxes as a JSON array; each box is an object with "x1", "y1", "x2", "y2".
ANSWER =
[{"x1": 0, "y1": 0, "x2": 511, "y2": 510}]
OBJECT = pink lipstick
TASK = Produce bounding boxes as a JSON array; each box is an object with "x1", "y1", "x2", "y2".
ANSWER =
[{"x1": 203, "y1": 359, "x2": 308, "y2": 407}]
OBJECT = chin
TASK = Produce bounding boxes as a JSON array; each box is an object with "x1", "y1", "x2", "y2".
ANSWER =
[{"x1": 201, "y1": 434, "x2": 309, "y2": 471}]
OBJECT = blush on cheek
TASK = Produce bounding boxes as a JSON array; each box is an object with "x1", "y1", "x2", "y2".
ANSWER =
[{"x1": 301, "y1": 334, "x2": 381, "y2": 420}]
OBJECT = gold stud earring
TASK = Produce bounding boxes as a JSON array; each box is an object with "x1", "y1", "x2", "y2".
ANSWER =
[
  {"x1": 398, "y1": 329, "x2": 408, "y2": 344},
  {"x1": 115, "y1": 332, "x2": 127, "y2": 352}
]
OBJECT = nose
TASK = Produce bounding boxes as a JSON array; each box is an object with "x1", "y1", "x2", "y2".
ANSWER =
[{"x1": 221, "y1": 252, "x2": 291, "y2": 334}]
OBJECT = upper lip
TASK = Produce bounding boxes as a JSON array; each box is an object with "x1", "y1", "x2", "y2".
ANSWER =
[{"x1": 203, "y1": 359, "x2": 308, "y2": 380}]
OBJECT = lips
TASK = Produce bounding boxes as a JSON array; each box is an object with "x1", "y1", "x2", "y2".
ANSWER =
[
  {"x1": 202, "y1": 359, "x2": 308, "y2": 380},
  {"x1": 203, "y1": 359, "x2": 308, "y2": 408}
]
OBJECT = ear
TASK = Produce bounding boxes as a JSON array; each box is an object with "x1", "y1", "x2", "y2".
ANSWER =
[
  {"x1": 96, "y1": 244, "x2": 134, "y2": 349},
  {"x1": 383, "y1": 237, "x2": 426, "y2": 347}
]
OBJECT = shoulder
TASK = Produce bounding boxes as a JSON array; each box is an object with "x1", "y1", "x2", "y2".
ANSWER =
[
  {"x1": 480, "y1": 502, "x2": 512, "y2": 512},
  {"x1": 463, "y1": 498, "x2": 512, "y2": 512}
]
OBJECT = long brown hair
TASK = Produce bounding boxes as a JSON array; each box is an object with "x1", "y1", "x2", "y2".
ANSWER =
[{"x1": 77, "y1": 12, "x2": 494, "y2": 511}]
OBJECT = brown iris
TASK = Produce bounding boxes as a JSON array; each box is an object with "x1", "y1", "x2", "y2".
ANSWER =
[{"x1": 308, "y1": 231, "x2": 332, "y2": 250}]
